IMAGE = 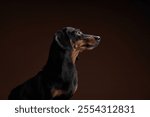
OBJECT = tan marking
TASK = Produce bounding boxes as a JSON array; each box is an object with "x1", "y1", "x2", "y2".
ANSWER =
[
  {"x1": 70, "y1": 37, "x2": 97, "y2": 64},
  {"x1": 73, "y1": 40, "x2": 87, "y2": 53},
  {"x1": 70, "y1": 49, "x2": 80, "y2": 64},
  {"x1": 74, "y1": 40, "x2": 85, "y2": 49},
  {"x1": 86, "y1": 38, "x2": 97, "y2": 45},
  {"x1": 51, "y1": 88, "x2": 64, "y2": 98}
]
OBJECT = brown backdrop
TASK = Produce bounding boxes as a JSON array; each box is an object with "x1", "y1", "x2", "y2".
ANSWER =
[{"x1": 0, "y1": 0, "x2": 150, "y2": 99}]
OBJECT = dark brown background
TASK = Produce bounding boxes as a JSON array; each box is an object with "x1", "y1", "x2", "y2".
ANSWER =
[{"x1": 0, "y1": 0, "x2": 150, "y2": 99}]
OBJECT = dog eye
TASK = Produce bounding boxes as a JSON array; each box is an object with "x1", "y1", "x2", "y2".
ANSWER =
[
  {"x1": 76, "y1": 31, "x2": 82, "y2": 36},
  {"x1": 70, "y1": 31, "x2": 75, "y2": 36}
]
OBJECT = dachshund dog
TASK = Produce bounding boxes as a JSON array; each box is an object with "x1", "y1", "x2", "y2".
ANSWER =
[{"x1": 8, "y1": 27, "x2": 101, "y2": 100}]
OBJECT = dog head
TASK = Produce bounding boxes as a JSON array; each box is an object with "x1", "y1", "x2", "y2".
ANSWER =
[{"x1": 55, "y1": 27, "x2": 101, "y2": 52}]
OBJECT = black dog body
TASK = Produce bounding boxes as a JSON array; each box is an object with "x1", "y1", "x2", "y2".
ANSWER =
[{"x1": 8, "y1": 27, "x2": 100, "y2": 100}]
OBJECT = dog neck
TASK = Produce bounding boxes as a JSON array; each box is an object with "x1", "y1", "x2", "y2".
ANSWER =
[
  {"x1": 70, "y1": 49, "x2": 80, "y2": 64},
  {"x1": 43, "y1": 39, "x2": 79, "y2": 77},
  {"x1": 41, "y1": 39, "x2": 78, "y2": 98}
]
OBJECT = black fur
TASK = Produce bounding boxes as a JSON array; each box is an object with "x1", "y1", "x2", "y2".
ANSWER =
[{"x1": 8, "y1": 27, "x2": 100, "y2": 100}]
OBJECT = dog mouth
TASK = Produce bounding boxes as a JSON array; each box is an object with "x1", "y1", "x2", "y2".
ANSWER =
[
  {"x1": 81, "y1": 43, "x2": 99, "y2": 50},
  {"x1": 84, "y1": 44, "x2": 94, "y2": 47},
  {"x1": 81, "y1": 37, "x2": 100, "y2": 50}
]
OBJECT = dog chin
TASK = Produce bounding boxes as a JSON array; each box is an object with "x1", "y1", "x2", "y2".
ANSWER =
[{"x1": 85, "y1": 43, "x2": 99, "y2": 50}]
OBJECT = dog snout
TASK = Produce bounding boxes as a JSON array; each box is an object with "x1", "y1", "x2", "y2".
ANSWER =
[
  {"x1": 94, "y1": 36, "x2": 101, "y2": 42},
  {"x1": 82, "y1": 34, "x2": 100, "y2": 40}
]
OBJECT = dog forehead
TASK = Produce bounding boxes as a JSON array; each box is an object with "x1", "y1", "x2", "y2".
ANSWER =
[
  {"x1": 63, "y1": 27, "x2": 81, "y2": 33},
  {"x1": 65, "y1": 27, "x2": 76, "y2": 32}
]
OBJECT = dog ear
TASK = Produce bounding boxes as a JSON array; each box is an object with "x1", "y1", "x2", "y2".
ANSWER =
[{"x1": 55, "y1": 30, "x2": 72, "y2": 50}]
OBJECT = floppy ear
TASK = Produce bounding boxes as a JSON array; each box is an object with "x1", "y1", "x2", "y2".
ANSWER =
[{"x1": 55, "y1": 30, "x2": 72, "y2": 50}]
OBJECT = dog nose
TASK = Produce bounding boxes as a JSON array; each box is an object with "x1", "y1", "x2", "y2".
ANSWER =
[{"x1": 94, "y1": 36, "x2": 101, "y2": 41}]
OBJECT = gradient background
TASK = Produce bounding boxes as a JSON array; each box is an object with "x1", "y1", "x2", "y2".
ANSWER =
[{"x1": 0, "y1": 0, "x2": 150, "y2": 99}]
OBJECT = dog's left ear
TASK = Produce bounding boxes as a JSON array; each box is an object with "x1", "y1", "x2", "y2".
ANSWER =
[{"x1": 55, "y1": 30, "x2": 72, "y2": 50}]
